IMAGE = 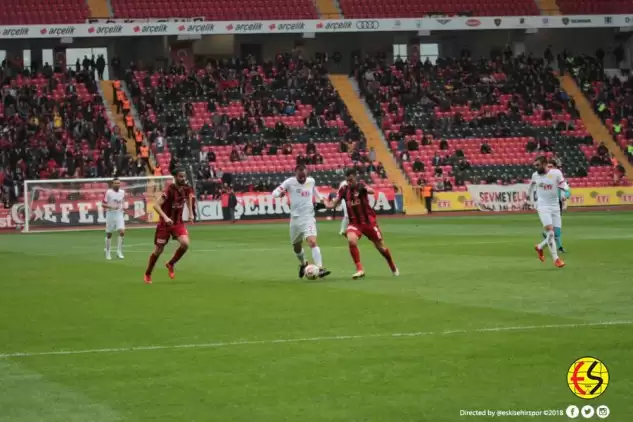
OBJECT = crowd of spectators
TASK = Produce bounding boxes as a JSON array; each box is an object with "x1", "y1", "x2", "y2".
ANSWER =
[
  {"x1": 571, "y1": 53, "x2": 633, "y2": 168},
  {"x1": 0, "y1": 58, "x2": 149, "y2": 206},
  {"x1": 124, "y1": 53, "x2": 381, "y2": 193}
]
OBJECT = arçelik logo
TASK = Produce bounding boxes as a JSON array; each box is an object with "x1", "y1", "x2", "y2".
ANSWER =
[{"x1": 567, "y1": 356, "x2": 609, "y2": 399}]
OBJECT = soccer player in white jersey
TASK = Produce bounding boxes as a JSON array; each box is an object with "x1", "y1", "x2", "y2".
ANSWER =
[
  {"x1": 273, "y1": 164, "x2": 331, "y2": 279},
  {"x1": 102, "y1": 177, "x2": 126, "y2": 260},
  {"x1": 338, "y1": 180, "x2": 349, "y2": 236},
  {"x1": 527, "y1": 156, "x2": 569, "y2": 268}
]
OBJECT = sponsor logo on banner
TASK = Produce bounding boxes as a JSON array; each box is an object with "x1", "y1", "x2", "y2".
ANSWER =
[
  {"x1": 519, "y1": 17, "x2": 526, "y2": 24},
  {"x1": 626, "y1": 17, "x2": 632, "y2": 24},
  {"x1": 436, "y1": 19, "x2": 451, "y2": 25},
  {"x1": 2, "y1": 27, "x2": 30, "y2": 37},
  {"x1": 562, "y1": 17, "x2": 569, "y2": 25},
  {"x1": 133, "y1": 24, "x2": 168, "y2": 33},
  {"x1": 494, "y1": 18, "x2": 502, "y2": 27},
  {"x1": 542, "y1": 17, "x2": 549, "y2": 24},
  {"x1": 178, "y1": 23, "x2": 215, "y2": 33},
  {"x1": 269, "y1": 22, "x2": 305, "y2": 31},
  {"x1": 226, "y1": 22, "x2": 263, "y2": 32},
  {"x1": 355, "y1": 20, "x2": 378, "y2": 30},
  {"x1": 87, "y1": 17, "x2": 203, "y2": 24},
  {"x1": 196, "y1": 190, "x2": 394, "y2": 221},
  {"x1": 466, "y1": 184, "x2": 533, "y2": 212},
  {"x1": 466, "y1": 19, "x2": 481, "y2": 27},
  {"x1": 88, "y1": 25, "x2": 123, "y2": 35},
  {"x1": 571, "y1": 18, "x2": 592, "y2": 24},
  {"x1": 41, "y1": 26, "x2": 76, "y2": 36},
  {"x1": 604, "y1": 16, "x2": 613, "y2": 24}
]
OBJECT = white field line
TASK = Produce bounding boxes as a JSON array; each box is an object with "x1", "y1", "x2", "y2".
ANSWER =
[{"x1": 1, "y1": 320, "x2": 630, "y2": 359}]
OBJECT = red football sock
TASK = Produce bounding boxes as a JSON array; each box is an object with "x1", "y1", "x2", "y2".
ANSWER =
[
  {"x1": 379, "y1": 247, "x2": 397, "y2": 272},
  {"x1": 349, "y1": 244, "x2": 363, "y2": 271},
  {"x1": 146, "y1": 253, "x2": 159, "y2": 275},
  {"x1": 168, "y1": 246, "x2": 188, "y2": 266}
]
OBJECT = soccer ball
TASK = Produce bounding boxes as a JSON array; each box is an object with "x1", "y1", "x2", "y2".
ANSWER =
[{"x1": 304, "y1": 264, "x2": 320, "y2": 280}]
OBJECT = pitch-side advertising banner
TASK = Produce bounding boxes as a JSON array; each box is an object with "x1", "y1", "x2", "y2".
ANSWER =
[
  {"x1": 0, "y1": 15, "x2": 631, "y2": 39},
  {"x1": 433, "y1": 186, "x2": 633, "y2": 212},
  {"x1": 0, "y1": 189, "x2": 396, "y2": 230}
]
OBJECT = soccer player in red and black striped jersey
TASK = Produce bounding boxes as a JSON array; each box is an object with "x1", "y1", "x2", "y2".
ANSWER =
[
  {"x1": 327, "y1": 169, "x2": 399, "y2": 279},
  {"x1": 144, "y1": 169, "x2": 194, "y2": 284}
]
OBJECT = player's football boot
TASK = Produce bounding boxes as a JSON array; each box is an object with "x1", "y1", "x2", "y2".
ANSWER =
[
  {"x1": 143, "y1": 274, "x2": 152, "y2": 284},
  {"x1": 117, "y1": 251, "x2": 124, "y2": 259},
  {"x1": 393, "y1": 269, "x2": 400, "y2": 276},
  {"x1": 558, "y1": 246, "x2": 566, "y2": 253},
  {"x1": 105, "y1": 254, "x2": 112, "y2": 260},
  {"x1": 534, "y1": 245, "x2": 545, "y2": 262},
  {"x1": 298, "y1": 262, "x2": 308, "y2": 278},
  {"x1": 352, "y1": 270, "x2": 365, "y2": 279},
  {"x1": 166, "y1": 262, "x2": 176, "y2": 279},
  {"x1": 555, "y1": 258, "x2": 565, "y2": 268},
  {"x1": 318, "y1": 268, "x2": 331, "y2": 278}
]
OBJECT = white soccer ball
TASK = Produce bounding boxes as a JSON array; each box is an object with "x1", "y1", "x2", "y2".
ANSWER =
[{"x1": 304, "y1": 264, "x2": 320, "y2": 280}]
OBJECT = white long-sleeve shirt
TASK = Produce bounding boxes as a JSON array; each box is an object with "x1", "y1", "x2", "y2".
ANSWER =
[{"x1": 273, "y1": 177, "x2": 322, "y2": 219}]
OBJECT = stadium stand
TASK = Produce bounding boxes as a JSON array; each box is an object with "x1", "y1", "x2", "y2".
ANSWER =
[
  {"x1": 0, "y1": 64, "x2": 146, "y2": 204},
  {"x1": 556, "y1": 0, "x2": 633, "y2": 15},
  {"x1": 567, "y1": 54, "x2": 633, "y2": 175},
  {"x1": 0, "y1": 0, "x2": 90, "y2": 25},
  {"x1": 109, "y1": 0, "x2": 318, "y2": 20},
  {"x1": 353, "y1": 54, "x2": 630, "y2": 193},
  {"x1": 338, "y1": 0, "x2": 540, "y2": 18},
  {"x1": 124, "y1": 55, "x2": 391, "y2": 198}
]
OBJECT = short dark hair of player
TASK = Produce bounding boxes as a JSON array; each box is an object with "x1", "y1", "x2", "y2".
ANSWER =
[
  {"x1": 534, "y1": 156, "x2": 548, "y2": 166},
  {"x1": 345, "y1": 168, "x2": 357, "y2": 178},
  {"x1": 295, "y1": 164, "x2": 307, "y2": 172},
  {"x1": 173, "y1": 168, "x2": 186, "y2": 176}
]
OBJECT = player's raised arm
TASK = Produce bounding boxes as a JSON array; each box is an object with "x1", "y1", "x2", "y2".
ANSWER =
[
  {"x1": 273, "y1": 178, "x2": 292, "y2": 198},
  {"x1": 102, "y1": 190, "x2": 113, "y2": 210},
  {"x1": 556, "y1": 170, "x2": 570, "y2": 193},
  {"x1": 526, "y1": 174, "x2": 537, "y2": 204},
  {"x1": 153, "y1": 191, "x2": 173, "y2": 225},
  {"x1": 187, "y1": 188, "x2": 195, "y2": 223},
  {"x1": 327, "y1": 185, "x2": 345, "y2": 209}
]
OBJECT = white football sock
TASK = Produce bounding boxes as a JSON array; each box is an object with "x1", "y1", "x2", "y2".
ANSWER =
[
  {"x1": 311, "y1": 246, "x2": 323, "y2": 268},
  {"x1": 117, "y1": 236, "x2": 124, "y2": 253},
  {"x1": 537, "y1": 237, "x2": 549, "y2": 250},
  {"x1": 105, "y1": 237, "x2": 111, "y2": 254},
  {"x1": 546, "y1": 230, "x2": 558, "y2": 260},
  {"x1": 295, "y1": 249, "x2": 306, "y2": 264}
]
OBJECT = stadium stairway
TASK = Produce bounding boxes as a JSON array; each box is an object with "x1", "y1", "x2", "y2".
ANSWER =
[
  {"x1": 534, "y1": 0, "x2": 561, "y2": 15},
  {"x1": 559, "y1": 74, "x2": 633, "y2": 176},
  {"x1": 328, "y1": 74, "x2": 427, "y2": 215},
  {"x1": 314, "y1": 0, "x2": 342, "y2": 18},
  {"x1": 100, "y1": 80, "x2": 137, "y2": 156},
  {"x1": 86, "y1": 0, "x2": 112, "y2": 17}
]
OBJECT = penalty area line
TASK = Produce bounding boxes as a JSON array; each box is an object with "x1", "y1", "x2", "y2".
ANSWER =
[{"x1": 0, "y1": 320, "x2": 631, "y2": 359}]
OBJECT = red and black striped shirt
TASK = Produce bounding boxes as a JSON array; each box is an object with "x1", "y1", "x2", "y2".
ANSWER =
[
  {"x1": 160, "y1": 184, "x2": 193, "y2": 225},
  {"x1": 338, "y1": 182, "x2": 376, "y2": 225}
]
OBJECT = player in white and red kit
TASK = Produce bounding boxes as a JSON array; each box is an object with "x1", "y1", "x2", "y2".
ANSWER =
[
  {"x1": 102, "y1": 177, "x2": 125, "y2": 260},
  {"x1": 327, "y1": 169, "x2": 398, "y2": 279},
  {"x1": 272, "y1": 164, "x2": 331, "y2": 279},
  {"x1": 527, "y1": 156, "x2": 569, "y2": 268}
]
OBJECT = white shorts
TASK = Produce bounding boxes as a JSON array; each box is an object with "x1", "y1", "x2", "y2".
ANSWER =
[
  {"x1": 537, "y1": 205, "x2": 562, "y2": 228},
  {"x1": 289, "y1": 217, "x2": 317, "y2": 244},
  {"x1": 105, "y1": 215, "x2": 125, "y2": 233}
]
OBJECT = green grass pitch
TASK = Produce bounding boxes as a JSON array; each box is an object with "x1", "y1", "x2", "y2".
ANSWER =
[{"x1": 0, "y1": 212, "x2": 632, "y2": 421}]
